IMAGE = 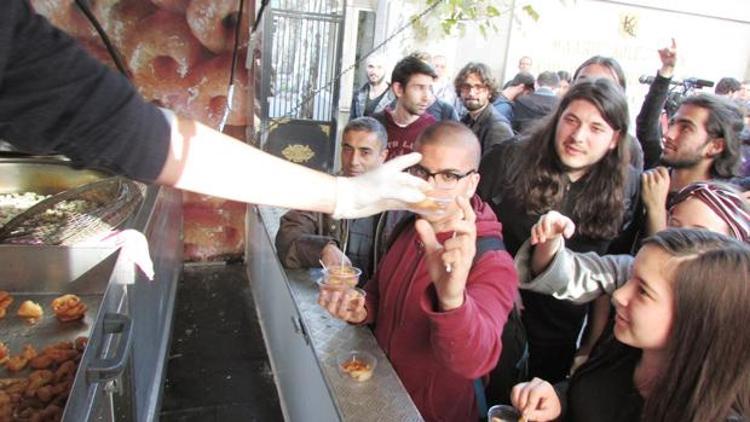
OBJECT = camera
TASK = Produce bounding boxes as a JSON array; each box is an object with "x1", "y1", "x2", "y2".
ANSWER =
[{"x1": 639, "y1": 75, "x2": 715, "y2": 117}]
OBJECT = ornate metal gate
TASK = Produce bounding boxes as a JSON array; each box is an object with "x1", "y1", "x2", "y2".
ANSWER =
[{"x1": 257, "y1": 0, "x2": 345, "y2": 172}]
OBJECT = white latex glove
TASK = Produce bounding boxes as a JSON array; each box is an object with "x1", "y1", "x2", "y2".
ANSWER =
[{"x1": 333, "y1": 152, "x2": 428, "y2": 219}]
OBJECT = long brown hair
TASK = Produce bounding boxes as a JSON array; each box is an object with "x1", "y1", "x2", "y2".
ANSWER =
[
  {"x1": 641, "y1": 228, "x2": 750, "y2": 421},
  {"x1": 505, "y1": 78, "x2": 630, "y2": 239}
]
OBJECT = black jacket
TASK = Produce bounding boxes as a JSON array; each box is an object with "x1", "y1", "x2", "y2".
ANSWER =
[
  {"x1": 460, "y1": 105, "x2": 513, "y2": 157},
  {"x1": 511, "y1": 90, "x2": 558, "y2": 134}
]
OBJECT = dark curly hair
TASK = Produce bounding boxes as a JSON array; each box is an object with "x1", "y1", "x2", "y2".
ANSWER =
[{"x1": 453, "y1": 62, "x2": 500, "y2": 103}]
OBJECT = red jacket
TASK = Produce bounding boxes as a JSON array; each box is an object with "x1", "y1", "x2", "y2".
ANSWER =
[{"x1": 363, "y1": 196, "x2": 518, "y2": 422}]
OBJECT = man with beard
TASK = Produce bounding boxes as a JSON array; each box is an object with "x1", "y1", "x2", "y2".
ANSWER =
[
  {"x1": 456, "y1": 62, "x2": 513, "y2": 156},
  {"x1": 350, "y1": 55, "x2": 394, "y2": 119},
  {"x1": 641, "y1": 94, "x2": 744, "y2": 235},
  {"x1": 373, "y1": 55, "x2": 438, "y2": 160}
]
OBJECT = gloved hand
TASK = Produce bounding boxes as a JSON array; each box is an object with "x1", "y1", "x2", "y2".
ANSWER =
[{"x1": 333, "y1": 153, "x2": 428, "y2": 219}]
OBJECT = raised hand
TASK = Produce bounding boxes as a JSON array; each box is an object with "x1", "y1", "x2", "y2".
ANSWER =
[
  {"x1": 657, "y1": 38, "x2": 677, "y2": 78},
  {"x1": 415, "y1": 196, "x2": 476, "y2": 311},
  {"x1": 641, "y1": 166, "x2": 671, "y2": 213},
  {"x1": 530, "y1": 210, "x2": 576, "y2": 245}
]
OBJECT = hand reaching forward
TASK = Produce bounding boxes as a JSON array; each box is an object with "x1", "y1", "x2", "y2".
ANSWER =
[
  {"x1": 529, "y1": 210, "x2": 575, "y2": 276},
  {"x1": 333, "y1": 153, "x2": 429, "y2": 219},
  {"x1": 530, "y1": 210, "x2": 576, "y2": 245},
  {"x1": 415, "y1": 196, "x2": 476, "y2": 311}
]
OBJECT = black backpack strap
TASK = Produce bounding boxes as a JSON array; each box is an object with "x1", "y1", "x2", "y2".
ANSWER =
[
  {"x1": 474, "y1": 236, "x2": 505, "y2": 263},
  {"x1": 472, "y1": 235, "x2": 505, "y2": 420}
]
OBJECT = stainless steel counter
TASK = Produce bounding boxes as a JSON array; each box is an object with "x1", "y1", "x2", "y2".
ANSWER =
[
  {"x1": 0, "y1": 184, "x2": 182, "y2": 422},
  {"x1": 246, "y1": 205, "x2": 422, "y2": 422}
]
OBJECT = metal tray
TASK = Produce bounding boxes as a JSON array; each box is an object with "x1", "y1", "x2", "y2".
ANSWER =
[
  {"x1": 0, "y1": 247, "x2": 132, "y2": 421},
  {"x1": 2, "y1": 294, "x2": 100, "y2": 355},
  {"x1": 0, "y1": 158, "x2": 109, "y2": 195}
]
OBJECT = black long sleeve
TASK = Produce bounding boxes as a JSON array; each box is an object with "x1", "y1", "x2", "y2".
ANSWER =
[
  {"x1": 636, "y1": 73, "x2": 672, "y2": 170},
  {"x1": 0, "y1": 0, "x2": 171, "y2": 182}
]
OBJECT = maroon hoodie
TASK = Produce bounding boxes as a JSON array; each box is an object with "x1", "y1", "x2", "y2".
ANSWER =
[{"x1": 363, "y1": 196, "x2": 518, "y2": 421}]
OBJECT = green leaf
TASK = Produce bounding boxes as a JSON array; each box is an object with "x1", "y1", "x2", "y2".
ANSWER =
[
  {"x1": 441, "y1": 20, "x2": 453, "y2": 34},
  {"x1": 479, "y1": 23, "x2": 487, "y2": 38},
  {"x1": 486, "y1": 5, "x2": 500, "y2": 17},
  {"x1": 522, "y1": 4, "x2": 540, "y2": 21}
]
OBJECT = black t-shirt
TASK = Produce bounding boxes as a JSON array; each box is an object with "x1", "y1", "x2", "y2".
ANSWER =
[
  {"x1": 0, "y1": 1, "x2": 170, "y2": 182},
  {"x1": 364, "y1": 87, "x2": 387, "y2": 117},
  {"x1": 563, "y1": 332, "x2": 644, "y2": 422}
]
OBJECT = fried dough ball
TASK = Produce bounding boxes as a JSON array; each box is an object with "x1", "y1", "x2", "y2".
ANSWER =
[
  {"x1": 0, "y1": 342, "x2": 8, "y2": 365},
  {"x1": 29, "y1": 355, "x2": 55, "y2": 371},
  {"x1": 125, "y1": 10, "x2": 202, "y2": 105},
  {"x1": 29, "y1": 0, "x2": 98, "y2": 40},
  {"x1": 0, "y1": 391, "x2": 11, "y2": 421},
  {"x1": 74, "y1": 337, "x2": 88, "y2": 353},
  {"x1": 5, "y1": 356, "x2": 29, "y2": 373},
  {"x1": 151, "y1": 0, "x2": 191, "y2": 13},
  {"x1": 25, "y1": 370, "x2": 54, "y2": 398},
  {"x1": 17, "y1": 301, "x2": 43, "y2": 324},
  {"x1": 186, "y1": 53, "x2": 250, "y2": 127},
  {"x1": 0, "y1": 291, "x2": 12, "y2": 319},
  {"x1": 5, "y1": 345, "x2": 37, "y2": 373},
  {"x1": 53, "y1": 361, "x2": 76, "y2": 384},
  {"x1": 186, "y1": 0, "x2": 250, "y2": 53},
  {"x1": 50, "y1": 295, "x2": 87, "y2": 322},
  {"x1": 41, "y1": 342, "x2": 73, "y2": 355}
]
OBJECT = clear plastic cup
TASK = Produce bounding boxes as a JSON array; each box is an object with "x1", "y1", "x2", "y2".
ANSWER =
[
  {"x1": 406, "y1": 194, "x2": 454, "y2": 217},
  {"x1": 337, "y1": 350, "x2": 377, "y2": 382},
  {"x1": 320, "y1": 265, "x2": 362, "y2": 290},
  {"x1": 488, "y1": 404, "x2": 524, "y2": 422},
  {"x1": 345, "y1": 287, "x2": 366, "y2": 312}
]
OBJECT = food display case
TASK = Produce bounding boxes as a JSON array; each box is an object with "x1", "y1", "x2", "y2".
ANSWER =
[{"x1": 0, "y1": 158, "x2": 183, "y2": 421}]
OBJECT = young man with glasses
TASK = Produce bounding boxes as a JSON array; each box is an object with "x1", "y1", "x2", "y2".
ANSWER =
[
  {"x1": 319, "y1": 121, "x2": 518, "y2": 422},
  {"x1": 455, "y1": 62, "x2": 514, "y2": 156}
]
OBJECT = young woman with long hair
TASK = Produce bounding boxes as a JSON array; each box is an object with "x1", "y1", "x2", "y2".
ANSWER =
[{"x1": 512, "y1": 228, "x2": 750, "y2": 422}]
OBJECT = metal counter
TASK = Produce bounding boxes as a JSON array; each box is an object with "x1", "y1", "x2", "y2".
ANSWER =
[
  {"x1": 245, "y1": 205, "x2": 423, "y2": 422},
  {"x1": 0, "y1": 184, "x2": 182, "y2": 422}
]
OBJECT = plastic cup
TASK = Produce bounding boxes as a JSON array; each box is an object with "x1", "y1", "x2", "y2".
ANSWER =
[
  {"x1": 407, "y1": 194, "x2": 454, "y2": 217},
  {"x1": 488, "y1": 404, "x2": 524, "y2": 422},
  {"x1": 345, "y1": 287, "x2": 366, "y2": 312},
  {"x1": 320, "y1": 265, "x2": 362, "y2": 290},
  {"x1": 337, "y1": 350, "x2": 377, "y2": 382}
]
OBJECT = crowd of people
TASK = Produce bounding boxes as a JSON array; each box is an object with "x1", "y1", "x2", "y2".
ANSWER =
[
  {"x1": 4, "y1": 3, "x2": 747, "y2": 420},
  {"x1": 278, "y1": 42, "x2": 750, "y2": 422}
]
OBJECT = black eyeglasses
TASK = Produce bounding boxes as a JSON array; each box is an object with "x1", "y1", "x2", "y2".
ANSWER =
[{"x1": 408, "y1": 165, "x2": 476, "y2": 189}]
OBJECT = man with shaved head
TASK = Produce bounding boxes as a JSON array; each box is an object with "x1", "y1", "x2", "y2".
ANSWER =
[{"x1": 318, "y1": 121, "x2": 518, "y2": 422}]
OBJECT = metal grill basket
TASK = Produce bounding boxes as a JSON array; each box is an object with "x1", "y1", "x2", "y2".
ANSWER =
[{"x1": 0, "y1": 177, "x2": 145, "y2": 245}]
